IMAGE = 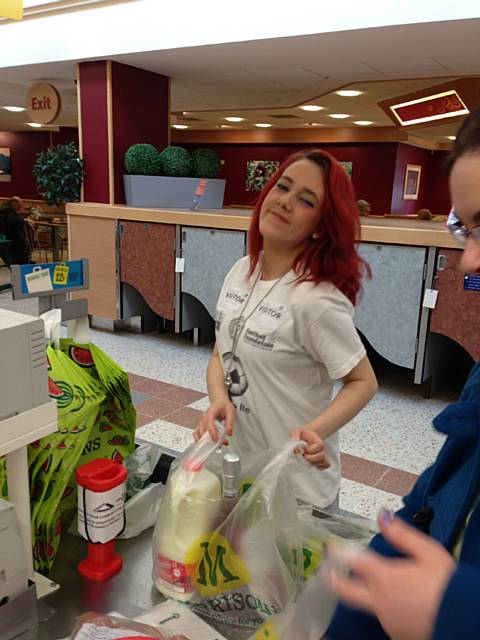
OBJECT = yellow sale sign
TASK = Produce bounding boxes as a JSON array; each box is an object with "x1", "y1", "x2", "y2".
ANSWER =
[{"x1": 0, "y1": 0, "x2": 23, "y2": 20}]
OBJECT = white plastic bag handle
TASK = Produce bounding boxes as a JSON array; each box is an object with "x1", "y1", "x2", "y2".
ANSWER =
[
  {"x1": 181, "y1": 420, "x2": 226, "y2": 471},
  {"x1": 40, "y1": 308, "x2": 62, "y2": 349}
]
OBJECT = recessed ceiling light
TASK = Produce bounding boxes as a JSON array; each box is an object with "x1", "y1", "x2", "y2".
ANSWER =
[
  {"x1": 27, "y1": 122, "x2": 42, "y2": 128},
  {"x1": 255, "y1": 123, "x2": 272, "y2": 128},
  {"x1": 219, "y1": 124, "x2": 232, "y2": 128},
  {"x1": 305, "y1": 122, "x2": 322, "y2": 126},
  {"x1": 4, "y1": 106, "x2": 26, "y2": 112},
  {"x1": 299, "y1": 105, "x2": 323, "y2": 112},
  {"x1": 446, "y1": 135, "x2": 456, "y2": 140},
  {"x1": 172, "y1": 124, "x2": 188, "y2": 129},
  {"x1": 354, "y1": 120, "x2": 373, "y2": 126},
  {"x1": 336, "y1": 90, "x2": 362, "y2": 97},
  {"x1": 329, "y1": 113, "x2": 350, "y2": 119},
  {"x1": 224, "y1": 116, "x2": 244, "y2": 122}
]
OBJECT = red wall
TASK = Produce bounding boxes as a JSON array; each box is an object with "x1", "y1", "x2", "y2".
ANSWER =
[
  {"x1": 185, "y1": 141, "x2": 450, "y2": 215},
  {"x1": 79, "y1": 61, "x2": 110, "y2": 203},
  {"x1": 0, "y1": 128, "x2": 78, "y2": 200},
  {"x1": 185, "y1": 142, "x2": 399, "y2": 213},
  {"x1": 391, "y1": 144, "x2": 450, "y2": 215},
  {"x1": 423, "y1": 150, "x2": 451, "y2": 215},
  {"x1": 111, "y1": 62, "x2": 169, "y2": 204},
  {"x1": 52, "y1": 127, "x2": 78, "y2": 147}
]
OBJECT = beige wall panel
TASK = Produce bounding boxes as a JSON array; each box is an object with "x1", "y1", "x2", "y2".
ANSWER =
[{"x1": 69, "y1": 215, "x2": 117, "y2": 319}]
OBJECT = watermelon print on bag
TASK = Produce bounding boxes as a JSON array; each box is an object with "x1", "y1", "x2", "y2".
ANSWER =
[{"x1": 25, "y1": 339, "x2": 136, "y2": 574}]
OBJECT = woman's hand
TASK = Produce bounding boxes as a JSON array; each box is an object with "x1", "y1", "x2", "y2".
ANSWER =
[
  {"x1": 290, "y1": 428, "x2": 330, "y2": 469},
  {"x1": 326, "y1": 512, "x2": 456, "y2": 640},
  {"x1": 194, "y1": 398, "x2": 236, "y2": 443}
]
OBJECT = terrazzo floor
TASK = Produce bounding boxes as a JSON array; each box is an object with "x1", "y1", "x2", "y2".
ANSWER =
[{"x1": 0, "y1": 268, "x2": 457, "y2": 520}]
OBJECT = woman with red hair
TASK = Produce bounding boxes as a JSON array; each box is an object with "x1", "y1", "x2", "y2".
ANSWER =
[{"x1": 195, "y1": 149, "x2": 377, "y2": 510}]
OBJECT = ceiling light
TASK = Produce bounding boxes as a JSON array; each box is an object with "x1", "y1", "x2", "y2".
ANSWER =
[
  {"x1": 172, "y1": 124, "x2": 188, "y2": 129},
  {"x1": 3, "y1": 106, "x2": 26, "y2": 112},
  {"x1": 446, "y1": 135, "x2": 456, "y2": 140},
  {"x1": 219, "y1": 124, "x2": 232, "y2": 128},
  {"x1": 354, "y1": 120, "x2": 373, "y2": 126},
  {"x1": 329, "y1": 113, "x2": 350, "y2": 119},
  {"x1": 224, "y1": 116, "x2": 244, "y2": 122},
  {"x1": 299, "y1": 105, "x2": 323, "y2": 112},
  {"x1": 27, "y1": 122, "x2": 42, "y2": 128},
  {"x1": 336, "y1": 90, "x2": 362, "y2": 97},
  {"x1": 255, "y1": 123, "x2": 272, "y2": 128},
  {"x1": 305, "y1": 122, "x2": 322, "y2": 126}
]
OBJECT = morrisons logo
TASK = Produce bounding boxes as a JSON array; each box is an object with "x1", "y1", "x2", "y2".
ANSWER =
[
  {"x1": 197, "y1": 541, "x2": 239, "y2": 588},
  {"x1": 186, "y1": 533, "x2": 250, "y2": 597}
]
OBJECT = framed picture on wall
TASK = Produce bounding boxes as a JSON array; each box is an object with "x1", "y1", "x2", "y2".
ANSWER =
[
  {"x1": 403, "y1": 164, "x2": 421, "y2": 200},
  {"x1": 246, "y1": 160, "x2": 280, "y2": 191},
  {"x1": 0, "y1": 148, "x2": 11, "y2": 182}
]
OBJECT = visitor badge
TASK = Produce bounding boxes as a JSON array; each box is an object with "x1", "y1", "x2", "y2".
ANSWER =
[
  {"x1": 251, "y1": 302, "x2": 286, "y2": 332},
  {"x1": 422, "y1": 288, "x2": 438, "y2": 309},
  {"x1": 25, "y1": 266, "x2": 53, "y2": 293},
  {"x1": 53, "y1": 263, "x2": 70, "y2": 285},
  {"x1": 218, "y1": 287, "x2": 249, "y2": 311}
]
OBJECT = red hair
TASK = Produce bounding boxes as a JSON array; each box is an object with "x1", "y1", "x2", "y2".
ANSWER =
[{"x1": 248, "y1": 149, "x2": 369, "y2": 305}]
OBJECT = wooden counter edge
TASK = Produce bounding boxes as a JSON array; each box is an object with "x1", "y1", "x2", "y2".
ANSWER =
[
  {"x1": 67, "y1": 203, "x2": 459, "y2": 249},
  {"x1": 66, "y1": 202, "x2": 251, "y2": 231}
]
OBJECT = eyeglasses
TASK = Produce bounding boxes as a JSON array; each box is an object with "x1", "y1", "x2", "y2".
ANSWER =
[{"x1": 448, "y1": 223, "x2": 480, "y2": 247}]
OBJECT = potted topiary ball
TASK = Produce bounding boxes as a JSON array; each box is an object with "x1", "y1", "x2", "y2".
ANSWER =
[
  {"x1": 159, "y1": 146, "x2": 192, "y2": 177},
  {"x1": 191, "y1": 148, "x2": 221, "y2": 178},
  {"x1": 123, "y1": 144, "x2": 226, "y2": 209},
  {"x1": 124, "y1": 143, "x2": 162, "y2": 175}
]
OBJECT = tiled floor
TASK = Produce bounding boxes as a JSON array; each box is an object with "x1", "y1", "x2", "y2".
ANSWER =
[{"x1": 0, "y1": 271, "x2": 454, "y2": 520}]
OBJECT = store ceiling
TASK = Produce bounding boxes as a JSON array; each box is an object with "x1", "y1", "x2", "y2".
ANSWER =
[{"x1": 0, "y1": 17, "x2": 479, "y2": 144}]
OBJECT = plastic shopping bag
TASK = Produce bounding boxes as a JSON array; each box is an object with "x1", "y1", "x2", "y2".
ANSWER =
[
  {"x1": 153, "y1": 429, "x2": 304, "y2": 632},
  {"x1": 29, "y1": 339, "x2": 135, "y2": 572},
  {"x1": 251, "y1": 507, "x2": 376, "y2": 639},
  {"x1": 251, "y1": 567, "x2": 337, "y2": 640},
  {"x1": 299, "y1": 505, "x2": 375, "y2": 581}
]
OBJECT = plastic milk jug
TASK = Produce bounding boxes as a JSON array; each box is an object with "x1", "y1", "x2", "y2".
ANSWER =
[{"x1": 154, "y1": 456, "x2": 222, "y2": 601}]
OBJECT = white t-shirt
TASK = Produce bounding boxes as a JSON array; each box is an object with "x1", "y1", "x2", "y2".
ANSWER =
[{"x1": 215, "y1": 256, "x2": 366, "y2": 508}]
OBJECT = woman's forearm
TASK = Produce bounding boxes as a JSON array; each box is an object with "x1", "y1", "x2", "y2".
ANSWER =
[
  {"x1": 306, "y1": 356, "x2": 378, "y2": 439},
  {"x1": 207, "y1": 344, "x2": 230, "y2": 403}
]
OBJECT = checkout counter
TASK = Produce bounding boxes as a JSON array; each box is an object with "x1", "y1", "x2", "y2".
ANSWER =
[{"x1": 66, "y1": 203, "x2": 480, "y2": 391}]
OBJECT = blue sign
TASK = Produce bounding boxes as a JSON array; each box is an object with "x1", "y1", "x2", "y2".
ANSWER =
[
  {"x1": 464, "y1": 275, "x2": 480, "y2": 292},
  {"x1": 19, "y1": 260, "x2": 86, "y2": 295}
]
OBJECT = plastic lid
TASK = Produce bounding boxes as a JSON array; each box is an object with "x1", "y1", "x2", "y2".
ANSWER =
[
  {"x1": 182, "y1": 457, "x2": 204, "y2": 472},
  {"x1": 76, "y1": 458, "x2": 127, "y2": 491}
]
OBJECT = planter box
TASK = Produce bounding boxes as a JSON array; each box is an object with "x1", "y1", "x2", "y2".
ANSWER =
[{"x1": 123, "y1": 175, "x2": 226, "y2": 209}]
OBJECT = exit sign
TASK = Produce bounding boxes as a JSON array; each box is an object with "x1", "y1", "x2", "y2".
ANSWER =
[{"x1": 26, "y1": 83, "x2": 61, "y2": 124}]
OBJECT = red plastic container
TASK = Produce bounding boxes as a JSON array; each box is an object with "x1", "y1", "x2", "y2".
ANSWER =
[{"x1": 76, "y1": 458, "x2": 127, "y2": 581}]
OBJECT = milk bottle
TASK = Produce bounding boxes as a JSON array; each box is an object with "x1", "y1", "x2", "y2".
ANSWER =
[{"x1": 153, "y1": 433, "x2": 223, "y2": 601}]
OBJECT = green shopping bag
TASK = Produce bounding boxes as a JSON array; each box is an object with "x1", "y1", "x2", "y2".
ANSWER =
[
  {"x1": 29, "y1": 344, "x2": 105, "y2": 572},
  {"x1": 28, "y1": 339, "x2": 136, "y2": 573}
]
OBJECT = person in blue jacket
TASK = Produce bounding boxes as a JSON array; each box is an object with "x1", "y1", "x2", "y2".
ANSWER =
[{"x1": 326, "y1": 106, "x2": 480, "y2": 640}]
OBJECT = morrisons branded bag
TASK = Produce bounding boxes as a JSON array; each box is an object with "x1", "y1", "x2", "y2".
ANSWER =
[
  {"x1": 250, "y1": 508, "x2": 375, "y2": 640},
  {"x1": 153, "y1": 434, "x2": 304, "y2": 633}
]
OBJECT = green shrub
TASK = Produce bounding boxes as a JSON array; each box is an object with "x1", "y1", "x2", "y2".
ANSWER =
[
  {"x1": 159, "y1": 146, "x2": 192, "y2": 177},
  {"x1": 33, "y1": 142, "x2": 84, "y2": 206},
  {"x1": 191, "y1": 148, "x2": 221, "y2": 178},
  {"x1": 124, "y1": 143, "x2": 161, "y2": 175}
]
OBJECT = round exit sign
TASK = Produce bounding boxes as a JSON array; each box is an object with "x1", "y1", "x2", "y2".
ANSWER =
[{"x1": 26, "y1": 83, "x2": 61, "y2": 124}]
